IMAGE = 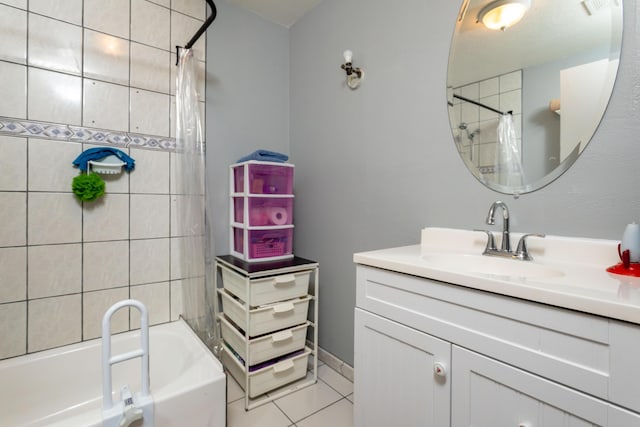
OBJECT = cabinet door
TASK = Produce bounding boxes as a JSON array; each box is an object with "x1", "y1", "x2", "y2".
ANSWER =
[
  {"x1": 452, "y1": 345, "x2": 612, "y2": 427},
  {"x1": 354, "y1": 309, "x2": 450, "y2": 427}
]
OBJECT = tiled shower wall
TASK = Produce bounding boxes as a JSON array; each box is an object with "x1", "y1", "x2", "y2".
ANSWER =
[
  {"x1": 448, "y1": 70, "x2": 522, "y2": 180},
  {"x1": 0, "y1": 0, "x2": 207, "y2": 360}
]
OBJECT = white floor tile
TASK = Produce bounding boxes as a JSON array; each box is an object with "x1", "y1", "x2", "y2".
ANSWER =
[
  {"x1": 226, "y1": 371, "x2": 245, "y2": 403},
  {"x1": 318, "y1": 364, "x2": 354, "y2": 397},
  {"x1": 296, "y1": 399, "x2": 353, "y2": 427},
  {"x1": 227, "y1": 399, "x2": 291, "y2": 427},
  {"x1": 274, "y1": 380, "x2": 342, "y2": 423}
]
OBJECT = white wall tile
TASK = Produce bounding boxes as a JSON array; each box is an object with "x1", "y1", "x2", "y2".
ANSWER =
[
  {"x1": 479, "y1": 77, "x2": 499, "y2": 98},
  {"x1": 0, "y1": 5, "x2": 27, "y2": 63},
  {"x1": 28, "y1": 68, "x2": 82, "y2": 125},
  {"x1": 148, "y1": 0, "x2": 169, "y2": 7},
  {"x1": 1, "y1": 0, "x2": 26, "y2": 8},
  {"x1": 0, "y1": 136, "x2": 27, "y2": 191},
  {"x1": 83, "y1": 79, "x2": 129, "y2": 132},
  {"x1": 29, "y1": 0, "x2": 82, "y2": 25},
  {"x1": 130, "y1": 89, "x2": 170, "y2": 136},
  {"x1": 82, "y1": 193, "x2": 129, "y2": 241},
  {"x1": 0, "y1": 247, "x2": 26, "y2": 303},
  {"x1": 171, "y1": 11, "x2": 205, "y2": 61},
  {"x1": 84, "y1": 30, "x2": 130, "y2": 85},
  {"x1": 129, "y1": 148, "x2": 170, "y2": 194},
  {"x1": 500, "y1": 70, "x2": 522, "y2": 92},
  {"x1": 131, "y1": 0, "x2": 170, "y2": 50},
  {"x1": 130, "y1": 43, "x2": 170, "y2": 94},
  {"x1": 83, "y1": 240, "x2": 130, "y2": 291},
  {"x1": 28, "y1": 139, "x2": 82, "y2": 191},
  {"x1": 28, "y1": 13, "x2": 82, "y2": 75},
  {"x1": 84, "y1": 0, "x2": 130, "y2": 39},
  {"x1": 83, "y1": 287, "x2": 129, "y2": 339},
  {"x1": 130, "y1": 281, "x2": 170, "y2": 327},
  {"x1": 479, "y1": 95, "x2": 500, "y2": 122},
  {"x1": 460, "y1": 82, "x2": 479, "y2": 100},
  {"x1": 500, "y1": 89, "x2": 522, "y2": 115},
  {"x1": 170, "y1": 96, "x2": 176, "y2": 138},
  {"x1": 0, "y1": 302, "x2": 26, "y2": 359},
  {"x1": 170, "y1": 236, "x2": 204, "y2": 280},
  {"x1": 28, "y1": 243, "x2": 81, "y2": 298},
  {"x1": 28, "y1": 193, "x2": 82, "y2": 245},
  {"x1": 0, "y1": 61, "x2": 27, "y2": 119},
  {"x1": 0, "y1": 192, "x2": 26, "y2": 247},
  {"x1": 28, "y1": 294, "x2": 81, "y2": 352},
  {"x1": 130, "y1": 194, "x2": 170, "y2": 239},
  {"x1": 170, "y1": 279, "x2": 183, "y2": 321},
  {"x1": 130, "y1": 238, "x2": 170, "y2": 285},
  {"x1": 172, "y1": 0, "x2": 206, "y2": 20}
]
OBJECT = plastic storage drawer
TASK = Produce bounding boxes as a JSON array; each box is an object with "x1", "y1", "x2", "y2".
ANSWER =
[
  {"x1": 232, "y1": 162, "x2": 294, "y2": 195},
  {"x1": 233, "y1": 196, "x2": 294, "y2": 227},
  {"x1": 222, "y1": 346, "x2": 311, "y2": 398},
  {"x1": 221, "y1": 266, "x2": 310, "y2": 307},
  {"x1": 220, "y1": 316, "x2": 309, "y2": 366},
  {"x1": 219, "y1": 290, "x2": 311, "y2": 337},
  {"x1": 232, "y1": 227, "x2": 293, "y2": 261}
]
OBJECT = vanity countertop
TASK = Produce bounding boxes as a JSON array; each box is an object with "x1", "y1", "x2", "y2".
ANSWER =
[{"x1": 354, "y1": 228, "x2": 640, "y2": 325}]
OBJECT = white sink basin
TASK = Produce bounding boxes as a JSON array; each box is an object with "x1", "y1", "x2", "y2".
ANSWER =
[{"x1": 421, "y1": 253, "x2": 565, "y2": 280}]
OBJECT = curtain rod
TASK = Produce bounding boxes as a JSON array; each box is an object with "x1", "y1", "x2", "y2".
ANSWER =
[
  {"x1": 452, "y1": 94, "x2": 512, "y2": 116},
  {"x1": 176, "y1": 0, "x2": 217, "y2": 65}
]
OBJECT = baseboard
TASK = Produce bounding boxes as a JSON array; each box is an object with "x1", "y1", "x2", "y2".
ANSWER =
[{"x1": 308, "y1": 340, "x2": 353, "y2": 382}]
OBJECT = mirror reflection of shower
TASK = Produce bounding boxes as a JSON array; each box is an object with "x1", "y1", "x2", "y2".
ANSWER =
[{"x1": 455, "y1": 122, "x2": 480, "y2": 162}]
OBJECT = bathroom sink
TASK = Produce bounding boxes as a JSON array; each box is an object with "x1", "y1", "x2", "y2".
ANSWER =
[{"x1": 421, "y1": 253, "x2": 565, "y2": 280}]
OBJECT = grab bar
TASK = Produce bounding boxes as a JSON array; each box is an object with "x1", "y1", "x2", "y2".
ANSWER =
[{"x1": 101, "y1": 299, "x2": 150, "y2": 411}]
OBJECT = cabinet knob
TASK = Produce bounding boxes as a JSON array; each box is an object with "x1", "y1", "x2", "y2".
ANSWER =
[{"x1": 433, "y1": 362, "x2": 446, "y2": 378}]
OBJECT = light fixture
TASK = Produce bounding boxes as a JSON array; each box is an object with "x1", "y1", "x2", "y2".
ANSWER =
[
  {"x1": 340, "y1": 50, "x2": 364, "y2": 89},
  {"x1": 477, "y1": 0, "x2": 531, "y2": 31}
]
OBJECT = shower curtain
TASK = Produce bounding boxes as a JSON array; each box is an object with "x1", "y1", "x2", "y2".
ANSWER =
[
  {"x1": 175, "y1": 48, "x2": 215, "y2": 347},
  {"x1": 496, "y1": 113, "x2": 525, "y2": 188}
]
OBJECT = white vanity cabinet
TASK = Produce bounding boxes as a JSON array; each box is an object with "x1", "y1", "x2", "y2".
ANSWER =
[
  {"x1": 354, "y1": 309, "x2": 450, "y2": 426},
  {"x1": 354, "y1": 264, "x2": 640, "y2": 427}
]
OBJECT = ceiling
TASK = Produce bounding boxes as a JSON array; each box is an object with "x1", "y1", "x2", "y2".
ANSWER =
[
  {"x1": 224, "y1": 0, "x2": 323, "y2": 28},
  {"x1": 449, "y1": 0, "x2": 622, "y2": 86}
]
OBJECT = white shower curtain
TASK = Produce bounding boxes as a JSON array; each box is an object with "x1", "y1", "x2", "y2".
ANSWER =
[
  {"x1": 496, "y1": 114, "x2": 525, "y2": 188},
  {"x1": 175, "y1": 48, "x2": 214, "y2": 346}
]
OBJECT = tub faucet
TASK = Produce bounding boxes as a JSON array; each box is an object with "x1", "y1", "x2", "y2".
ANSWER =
[{"x1": 486, "y1": 201, "x2": 511, "y2": 253}]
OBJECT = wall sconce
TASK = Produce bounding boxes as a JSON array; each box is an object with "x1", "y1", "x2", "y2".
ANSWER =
[
  {"x1": 477, "y1": 0, "x2": 531, "y2": 31},
  {"x1": 340, "y1": 50, "x2": 364, "y2": 89}
]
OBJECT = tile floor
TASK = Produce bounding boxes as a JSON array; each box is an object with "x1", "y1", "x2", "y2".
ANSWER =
[{"x1": 226, "y1": 361, "x2": 354, "y2": 427}]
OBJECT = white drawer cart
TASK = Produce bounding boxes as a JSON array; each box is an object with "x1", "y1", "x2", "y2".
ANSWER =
[{"x1": 214, "y1": 255, "x2": 319, "y2": 410}]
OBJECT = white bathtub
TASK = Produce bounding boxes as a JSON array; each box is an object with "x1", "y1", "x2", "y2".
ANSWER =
[{"x1": 0, "y1": 319, "x2": 226, "y2": 427}]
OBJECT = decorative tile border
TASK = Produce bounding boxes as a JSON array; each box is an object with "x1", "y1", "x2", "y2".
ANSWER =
[{"x1": 0, "y1": 117, "x2": 177, "y2": 151}]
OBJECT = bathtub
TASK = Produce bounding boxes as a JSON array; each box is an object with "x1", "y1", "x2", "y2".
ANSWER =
[{"x1": 0, "y1": 319, "x2": 226, "y2": 427}]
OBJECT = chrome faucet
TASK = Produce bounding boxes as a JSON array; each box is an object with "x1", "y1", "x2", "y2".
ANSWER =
[
  {"x1": 478, "y1": 201, "x2": 545, "y2": 261},
  {"x1": 486, "y1": 201, "x2": 511, "y2": 252}
]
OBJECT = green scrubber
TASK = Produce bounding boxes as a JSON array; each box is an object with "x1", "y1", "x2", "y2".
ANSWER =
[{"x1": 72, "y1": 172, "x2": 106, "y2": 202}]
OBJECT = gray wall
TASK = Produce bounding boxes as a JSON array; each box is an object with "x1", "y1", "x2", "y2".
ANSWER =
[
  {"x1": 205, "y1": 0, "x2": 290, "y2": 255},
  {"x1": 208, "y1": 0, "x2": 640, "y2": 366}
]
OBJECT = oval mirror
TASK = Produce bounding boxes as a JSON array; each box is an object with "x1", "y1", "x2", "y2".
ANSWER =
[{"x1": 447, "y1": 0, "x2": 623, "y2": 195}]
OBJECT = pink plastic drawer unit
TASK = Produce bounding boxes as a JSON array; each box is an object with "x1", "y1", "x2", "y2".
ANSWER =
[
  {"x1": 233, "y1": 197, "x2": 294, "y2": 227},
  {"x1": 233, "y1": 227, "x2": 294, "y2": 261},
  {"x1": 232, "y1": 162, "x2": 294, "y2": 195}
]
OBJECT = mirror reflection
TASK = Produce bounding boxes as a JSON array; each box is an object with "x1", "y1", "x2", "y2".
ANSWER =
[{"x1": 447, "y1": 0, "x2": 623, "y2": 194}]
